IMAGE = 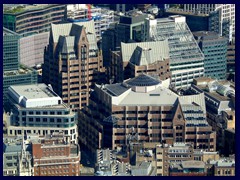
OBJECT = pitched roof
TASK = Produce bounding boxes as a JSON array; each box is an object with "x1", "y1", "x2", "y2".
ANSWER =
[{"x1": 121, "y1": 40, "x2": 169, "y2": 65}]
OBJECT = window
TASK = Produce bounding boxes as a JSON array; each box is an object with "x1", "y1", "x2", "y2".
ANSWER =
[
  {"x1": 57, "y1": 119, "x2": 61, "y2": 123},
  {"x1": 29, "y1": 118, "x2": 33, "y2": 122},
  {"x1": 50, "y1": 111, "x2": 55, "y2": 115},
  {"x1": 36, "y1": 111, "x2": 41, "y2": 115},
  {"x1": 29, "y1": 111, "x2": 34, "y2": 115},
  {"x1": 22, "y1": 111, "x2": 26, "y2": 115},
  {"x1": 36, "y1": 118, "x2": 40, "y2": 122},
  {"x1": 57, "y1": 111, "x2": 62, "y2": 115},
  {"x1": 50, "y1": 118, "x2": 54, "y2": 122},
  {"x1": 43, "y1": 111, "x2": 48, "y2": 115},
  {"x1": 43, "y1": 118, "x2": 47, "y2": 122}
]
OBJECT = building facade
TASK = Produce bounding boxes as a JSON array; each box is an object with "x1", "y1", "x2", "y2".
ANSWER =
[
  {"x1": 187, "y1": 77, "x2": 235, "y2": 153},
  {"x1": 79, "y1": 74, "x2": 216, "y2": 156},
  {"x1": 145, "y1": 15, "x2": 205, "y2": 89},
  {"x1": 7, "y1": 83, "x2": 78, "y2": 144},
  {"x1": 3, "y1": 4, "x2": 66, "y2": 36},
  {"x1": 182, "y1": 4, "x2": 235, "y2": 42},
  {"x1": 32, "y1": 133, "x2": 80, "y2": 176},
  {"x1": 3, "y1": 4, "x2": 67, "y2": 67},
  {"x1": 43, "y1": 22, "x2": 104, "y2": 110},
  {"x1": 193, "y1": 31, "x2": 228, "y2": 80},
  {"x1": 3, "y1": 27, "x2": 37, "y2": 106}
]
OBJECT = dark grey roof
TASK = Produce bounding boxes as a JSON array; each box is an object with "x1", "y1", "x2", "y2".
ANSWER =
[
  {"x1": 105, "y1": 83, "x2": 130, "y2": 96},
  {"x1": 125, "y1": 74, "x2": 160, "y2": 87}
]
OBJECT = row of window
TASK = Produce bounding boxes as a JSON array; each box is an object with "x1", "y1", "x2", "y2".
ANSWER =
[{"x1": 21, "y1": 110, "x2": 69, "y2": 116}]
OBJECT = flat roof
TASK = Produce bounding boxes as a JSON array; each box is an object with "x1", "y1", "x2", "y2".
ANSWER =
[
  {"x1": 181, "y1": 161, "x2": 205, "y2": 169},
  {"x1": 10, "y1": 84, "x2": 58, "y2": 99},
  {"x1": 3, "y1": 4, "x2": 61, "y2": 14}
]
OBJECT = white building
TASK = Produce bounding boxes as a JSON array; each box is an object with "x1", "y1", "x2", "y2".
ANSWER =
[{"x1": 6, "y1": 83, "x2": 78, "y2": 144}]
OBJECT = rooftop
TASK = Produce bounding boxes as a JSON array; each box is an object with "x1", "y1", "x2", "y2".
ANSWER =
[
  {"x1": 3, "y1": 4, "x2": 60, "y2": 14},
  {"x1": 9, "y1": 84, "x2": 58, "y2": 100},
  {"x1": 181, "y1": 160, "x2": 205, "y2": 169},
  {"x1": 121, "y1": 40, "x2": 169, "y2": 65}
]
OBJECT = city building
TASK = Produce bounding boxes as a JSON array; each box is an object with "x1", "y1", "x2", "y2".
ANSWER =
[
  {"x1": 193, "y1": 31, "x2": 228, "y2": 80},
  {"x1": 102, "y1": 23, "x2": 118, "y2": 67},
  {"x1": 182, "y1": 4, "x2": 235, "y2": 42},
  {"x1": 169, "y1": 160, "x2": 206, "y2": 176},
  {"x1": 224, "y1": 128, "x2": 235, "y2": 155},
  {"x1": 145, "y1": 15, "x2": 205, "y2": 89},
  {"x1": 95, "y1": 149, "x2": 131, "y2": 176},
  {"x1": 226, "y1": 42, "x2": 235, "y2": 82},
  {"x1": 207, "y1": 157, "x2": 235, "y2": 176},
  {"x1": 3, "y1": 4, "x2": 66, "y2": 36},
  {"x1": 3, "y1": 137, "x2": 33, "y2": 176},
  {"x1": 109, "y1": 40, "x2": 171, "y2": 83},
  {"x1": 67, "y1": 4, "x2": 114, "y2": 40},
  {"x1": 6, "y1": 83, "x2": 78, "y2": 144},
  {"x1": 3, "y1": 27, "x2": 37, "y2": 107},
  {"x1": 3, "y1": 4, "x2": 66, "y2": 67},
  {"x1": 79, "y1": 74, "x2": 216, "y2": 157},
  {"x1": 116, "y1": 10, "x2": 149, "y2": 47},
  {"x1": 43, "y1": 22, "x2": 104, "y2": 110},
  {"x1": 165, "y1": 9, "x2": 210, "y2": 32},
  {"x1": 19, "y1": 32, "x2": 49, "y2": 67},
  {"x1": 32, "y1": 133, "x2": 80, "y2": 176},
  {"x1": 187, "y1": 77, "x2": 235, "y2": 153}
]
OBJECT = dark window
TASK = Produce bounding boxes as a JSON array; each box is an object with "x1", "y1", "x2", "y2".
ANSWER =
[
  {"x1": 50, "y1": 111, "x2": 55, "y2": 115},
  {"x1": 43, "y1": 111, "x2": 48, "y2": 115},
  {"x1": 36, "y1": 111, "x2": 41, "y2": 115},
  {"x1": 50, "y1": 118, "x2": 54, "y2": 122},
  {"x1": 22, "y1": 111, "x2": 26, "y2": 115},
  {"x1": 29, "y1": 111, "x2": 34, "y2": 115},
  {"x1": 43, "y1": 118, "x2": 47, "y2": 122},
  {"x1": 29, "y1": 118, "x2": 33, "y2": 122},
  {"x1": 57, "y1": 119, "x2": 61, "y2": 123}
]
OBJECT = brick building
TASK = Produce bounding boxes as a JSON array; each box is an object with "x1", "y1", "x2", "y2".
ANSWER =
[{"x1": 32, "y1": 133, "x2": 80, "y2": 176}]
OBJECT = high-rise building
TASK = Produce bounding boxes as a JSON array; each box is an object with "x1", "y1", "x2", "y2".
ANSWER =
[
  {"x1": 43, "y1": 22, "x2": 104, "y2": 110},
  {"x1": 3, "y1": 4, "x2": 66, "y2": 36},
  {"x1": 182, "y1": 4, "x2": 235, "y2": 42},
  {"x1": 66, "y1": 4, "x2": 114, "y2": 40},
  {"x1": 3, "y1": 4, "x2": 66, "y2": 67},
  {"x1": 79, "y1": 74, "x2": 216, "y2": 156},
  {"x1": 3, "y1": 27, "x2": 37, "y2": 106},
  {"x1": 32, "y1": 133, "x2": 81, "y2": 176},
  {"x1": 145, "y1": 15, "x2": 205, "y2": 89},
  {"x1": 193, "y1": 31, "x2": 228, "y2": 80},
  {"x1": 6, "y1": 83, "x2": 78, "y2": 144}
]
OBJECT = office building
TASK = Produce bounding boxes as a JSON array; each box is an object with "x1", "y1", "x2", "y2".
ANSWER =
[
  {"x1": 3, "y1": 4, "x2": 66, "y2": 36},
  {"x1": 3, "y1": 27, "x2": 37, "y2": 106},
  {"x1": 193, "y1": 31, "x2": 228, "y2": 80},
  {"x1": 67, "y1": 4, "x2": 114, "y2": 40},
  {"x1": 109, "y1": 40, "x2": 171, "y2": 83},
  {"x1": 187, "y1": 77, "x2": 235, "y2": 153},
  {"x1": 43, "y1": 22, "x2": 104, "y2": 110},
  {"x1": 79, "y1": 74, "x2": 216, "y2": 156},
  {"x1": 32, "y1": 133, "x2": 80, "y2": 176},
  {"x1": 3, "y1": 137, "x2": 33, "y2": 176},
  {"x1": 226, "y1": 43, "x2": 235, "y2": 82},
  {"x1": 6, "y1": 83, "x2": 78, "y2": 144},
  {"x1": 19, "y1": 32, "x2": 49, "y2": 67},
  {"x1": 116, "y1": 10, "x2": 148, "y2": 47},
  {"x1": 182, "y1": 4, "x2": 235, "y2": 42},
  {"x1": 145, "y1": 15, "x2": 205, "y2": 89},
  {"x1": 3, "y1": 4, "x2": 66, "y2": 67},
  {"x1": 165, "y1": 9, "x2": 210, "y2": 32}
]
